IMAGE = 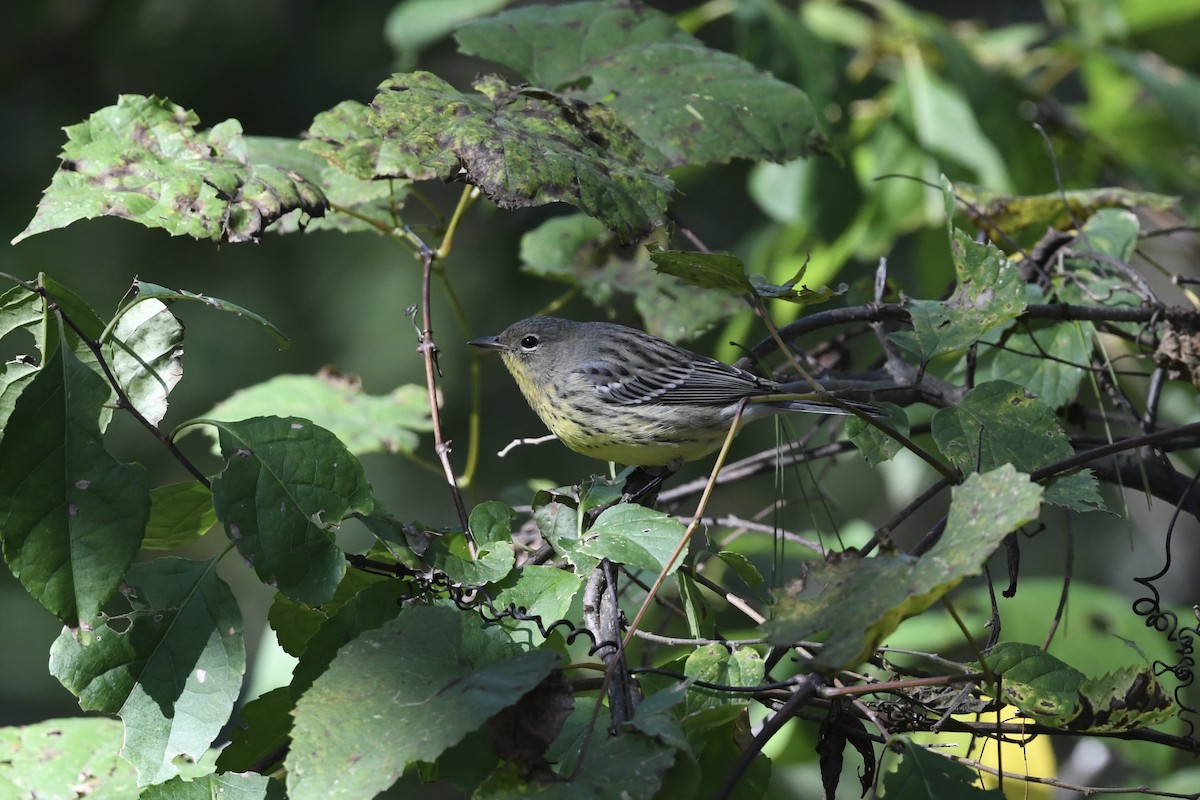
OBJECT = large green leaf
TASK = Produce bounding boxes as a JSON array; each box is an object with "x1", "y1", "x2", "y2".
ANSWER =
[
  {"x1": 766, "y1": 465, "x2": 1042, "y2": 671},
  {"x1": 287, "y1": 604, "x2": 559, "y2": 800},
  {"x1": 580, "y1": 504, "x2": 688, "y2": 575},
  {"x1": 456, "y1": 1, "x2": 823, "y2": 167},
  {"x1": 12, "y1": 95, "x2": 327, "y2": 244},
  {"x1": 48, "y1": 557, "x2": 245, "y2": 785},
  {"x1": 0, "y1": 344, "x2": 148, "y2": 627},
  {"x1": 359, "y1": 72, "x2": 671, "y2": 241},
  {"x1": 208, "y1": 416, "x2": 375, "y2": 605}
]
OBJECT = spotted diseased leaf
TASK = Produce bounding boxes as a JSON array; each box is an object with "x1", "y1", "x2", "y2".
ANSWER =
[
  {"x1": 456, "y1": 1, "x2": 824, "y2": 167},
  {"x1": 957, "y1": 183, "x2": 1177, "y2": 234},
  {"x1": 984, "y1": 642, "x2": 1174, "y2": 731},
  {"x1": 357, "y1": 72, "x2": 671, "y2": 241},
  {"x1": 13, "y1": 95, "x2": 328, "y2": 244}
]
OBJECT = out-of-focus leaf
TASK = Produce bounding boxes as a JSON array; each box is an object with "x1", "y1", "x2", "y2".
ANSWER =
[
  {"x1": 13, "y1": 95, "x2": 327, "y2": 244},
  {"x1": 202, "y1": 371, "x2": 430, "y2": 457},
  {"x1": 683, "y1": 645, "x2": 764, "y2": 714},
  {"x1": 990, "y1": 321, "x2": 1093, "y2": 410},
  {"x1": 456, "y1": 1, "x2": 824, "y2": 167},
  {"x1": 143, "y1": 481, "x2": 217, "y2": 549},
  {"x1": 385, "y1": 0, "x2": 517, "y2": 68},
  {"x1": 957, "y1": 183, "x2": 1177, "y2": 235}
]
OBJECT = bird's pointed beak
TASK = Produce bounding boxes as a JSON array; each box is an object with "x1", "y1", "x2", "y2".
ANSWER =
[{"x1": 468, "y1": 335, "x2": 507, "y2": 352}]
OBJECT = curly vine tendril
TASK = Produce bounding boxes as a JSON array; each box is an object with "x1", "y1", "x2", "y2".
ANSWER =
[{"x1": 1131, "y1": 467, "x2": 1200, "y2": 741}]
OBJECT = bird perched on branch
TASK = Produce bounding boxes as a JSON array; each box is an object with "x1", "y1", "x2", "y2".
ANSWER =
[{"x1": 470, "y1": 316, "x2": 883, "y2": 469}]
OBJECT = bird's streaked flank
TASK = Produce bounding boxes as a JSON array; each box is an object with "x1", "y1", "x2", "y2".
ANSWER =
[{"x1": 470, "y1": 316, "x2": 883, "y2": 468}]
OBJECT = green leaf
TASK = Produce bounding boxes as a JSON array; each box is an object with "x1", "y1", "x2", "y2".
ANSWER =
[
  {"x1": 766, "y1": 465, "x2": 1042, "y2": 671},
  {"x1": 684, "y1": 645, "x2": 764, "y2": 715},
  {"x1": 104, "y1": 298, "x2": 183, "y2": 428},
  {"x1": 40, "y1": 276, "x2": 116, "y2": 429},
  {"x1": 216, "y1": 687, "x2": 294, "y2": 774},
  {"x1": 139, "y1": 773, "x2": 285, "y2": 800},
  {"x1": 931, "y1": 380, "x2": 1071, "y2": 474},
  {"x1": 880, "y1": 736, "x2": 1005, "y2": 798},
  {"x1": 0, "y1": 718, "x2": 138, "y2": 799},
  {"x1": 201, "y1": 373, "x2": 430, "y2": 457},
  {"x1": 477, "y1": 729, "x2": 678, "y2": 799},
  {"x1": 456, "y1": 1, "x2": 824, "y2": 167},
  {"x1": 287, "y1": 604, "x2": 560, "y2": 800},
  {"x1": 48, "y1": 557, "x2": 245, "y2": 785},
  {"x1": 358, "y1": 72, "x2": 671, "y2": 241},
  {"x1": 580, "y1": 504, "x2": 687, "y2": 574},
  {"x1": 846, "y1": 403, "x2": 910, "y2": 465},
  {"x1": 425, "y1": 528, "x2": 515, "y2": 585},
  {"x1": 532, "y1": 493, "x2": 597, "y2": 573},
  {"x1": 302, "y1": 101, "x2": 382, "y2": 180},
  {"x1": 267, "y1": 568, "x2": 388, "y2": 659},
  {"x1": 989, "y1": 321, "x2": 1093, "y2": 410},
  {"x1": 891, "y1": 228, "x2": 1026, "y2": 360},
  {"x1": 1109, "y1": 49, "x2": 1200, "y2": 148},
  {"x1": 0, "y1": 344, "x2": 149, "y2": 627},
  {"x1": 385, "y1": 0, "x2": 516, "y2": 68},
  {"x1": 984, "y1": 642, "x2": 1174, "y2": 731},
  {"x1": 209, "y1": 416, "x2": 374, "y2": 605},
  {"x1": 649, "y1": 247, "x2": 844, "y2": 305},
  {"x1": 470, "y1": 500, "x2": 516, "y2": 545},
  {"x1": 490, "y1": 565, "x2": 585, "y2": 644},
  {"x1": 956, "y1": 183, "x2": 1177, "y2": 235},
  {"x1": 715, "y1": 550, "x2": 763, "y2": 587},
  {"x1": 142, "y1": 481, "x2": 217, "y2": 549},
  {"x1": 1042, "y1": 470, "x2": 1107, "y2": 513},
  {"x1": 122, "y1": 280, "x2": 290, "y2": 350},
  {"x1": 899, "y1": 62, "x2": 1009, "y2": 188},
  {"x1": 12, "y1": 95, "x2": 327, "y2": 244},
  {"x1": 288, "y1": 579, "x2": 408, "y2": 697}
]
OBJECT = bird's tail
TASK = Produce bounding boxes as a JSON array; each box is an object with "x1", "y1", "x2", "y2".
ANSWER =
[{"x1": 771, "y1": 396, "x2": 887, "y2": 417}]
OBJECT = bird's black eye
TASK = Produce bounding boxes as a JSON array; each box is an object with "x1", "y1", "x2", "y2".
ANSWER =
[{"x1": 520, "y1": 335, "x2": 540, "y2": 350}]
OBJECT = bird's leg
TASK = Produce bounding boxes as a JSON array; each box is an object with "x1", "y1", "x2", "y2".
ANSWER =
[{"x1": 620, "y1": 461, "x2": 681, "y2": 507}]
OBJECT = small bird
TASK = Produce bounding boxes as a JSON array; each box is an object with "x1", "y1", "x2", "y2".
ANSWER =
[{"x1": 469, "y1": 316, "x2": 883, "y2": 468}]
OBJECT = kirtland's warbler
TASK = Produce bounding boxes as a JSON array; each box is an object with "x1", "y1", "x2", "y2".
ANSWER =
[{"x1": 470, "y1": 316, "x2": 883, "y2": 468}]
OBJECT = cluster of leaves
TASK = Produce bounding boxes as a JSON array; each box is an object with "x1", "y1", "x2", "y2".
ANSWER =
[{"x1": 5, "y1": 1, "x2": 1200, "y2": 799}]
